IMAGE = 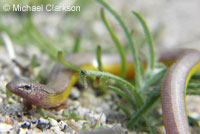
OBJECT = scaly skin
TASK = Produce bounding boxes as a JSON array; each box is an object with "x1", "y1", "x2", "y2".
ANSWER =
[{"x1": 161, "y1": 49, "x2": 200, "y2": 134}]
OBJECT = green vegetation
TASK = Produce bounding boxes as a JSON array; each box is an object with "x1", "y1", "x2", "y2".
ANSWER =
[
  {"x1": 100, "y1": 8, "x2": 127, "y2": 77},
  {"x1": 96, "y1": 45, "x2": 103, "y2": 72},
  {"x1": 57, "y1": 0, "x2": 200, "y2": 132}
]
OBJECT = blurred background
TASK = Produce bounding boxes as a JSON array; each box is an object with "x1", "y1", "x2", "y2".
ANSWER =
[{"x1": 1, "y1": 0, "x2": 200, "y2": 58}]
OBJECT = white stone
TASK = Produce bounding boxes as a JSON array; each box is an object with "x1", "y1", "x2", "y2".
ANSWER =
[
  {"x1": 49, "y1": 118, "x2": 58, "y2": 127},
  {"x1": 0, "y1": 123, "x2": 12, "y2": 133}
]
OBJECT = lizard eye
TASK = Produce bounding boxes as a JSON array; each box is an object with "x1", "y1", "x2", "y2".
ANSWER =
[{"x1": 23, "y1": 85, "x2": 31, "y2": 90}]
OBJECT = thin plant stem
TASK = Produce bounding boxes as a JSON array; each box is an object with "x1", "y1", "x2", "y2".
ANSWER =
[
  {"x1": 97, "y1": 0, "x2": 142, "y2": 88},
  {"x1": 100, "y1": 8, "x2": 127, "y2": 77}
]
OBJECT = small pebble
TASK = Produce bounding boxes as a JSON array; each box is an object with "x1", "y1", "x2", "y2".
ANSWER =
[
  {"x1": 49, "y1": 118, "x2": 58, "y2": 127},
  {"x1": 69, "y1": 87, "x2": 80, "y2": 100},
  {"x1": 58, "y1": 121, "x2": 67, "y2": 131},
  {"x1": 58, "y1": 121, "x2": 74, "y2": 133},
  {"x1": 21, "y1": 122, "x2": 31, "y2": 129},
  {"x1": 39, "y1": 118, "x2": 49, "y2": 124},
  {"x1": 36, "y1": 118, "x2": 50, "y2": 131},
  {"x1": 16, "y1": 112, "x2": 22, "y2": 118},
  {"x1": 31, "y1": 120, "x2": 37, "y2": 124}
]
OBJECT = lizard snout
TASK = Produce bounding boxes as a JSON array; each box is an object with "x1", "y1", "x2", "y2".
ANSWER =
[{"x1": 6, "y1": 81, "x2": 17, "y2": 92}]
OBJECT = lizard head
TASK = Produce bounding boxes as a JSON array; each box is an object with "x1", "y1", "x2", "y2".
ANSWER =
[
  {"x1": 6, "y1": 79, "x2": 49, "y2": 107},
  {"x1": 6, "y1": 79, "x2": 34, "y2": 97}
]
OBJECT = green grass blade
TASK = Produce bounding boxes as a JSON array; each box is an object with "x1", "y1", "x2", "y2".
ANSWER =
[
  {"x1": 187, "y1": 89, "x2": 200, "y2": 95},
  {"x1": 6, "y1": 88, "x2": 12, "y2": 100},
  {"x1": 142, "y1": 68, "x2": 167, "y2": 91},
  {"x1": 127, "y1": 89, "x2": 160, "y2": 128},
  {"x1": 188, "y1": 82, "x2": 200, "y2": 89},
  {"x1": 80, "y1": 69, "x2": 143, "y2": 107},
  {"x1": 100, "y1": 8, "x2": 127, "y2": 77},
  {"x1": 57, "y1": 51, "x2": 81, "y2": 72},
  {"x1": 132, "y1": 11, "x2": 156, "y2": 74},
  {"x1": 37, "y1": 108, "x2": 48, "y2": 118},
  {"x1": 191, "y1": 74, "x2": 200, "y2": 79},
  {"x1": 119, "y1": 102, "x2": 132, "y2": 117},
  {"x1": 96, "y1": 45, "x2": 103, "y2": 71},
  {"x1": 109, "y1": 86, "x2": 137, "y2": 110},
  {"x1": 72, "y1": 35, "x2": 81, "y2": 53},
  {"x1": 97, "y1": 0, "x2": 142, "y2": 88}
]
